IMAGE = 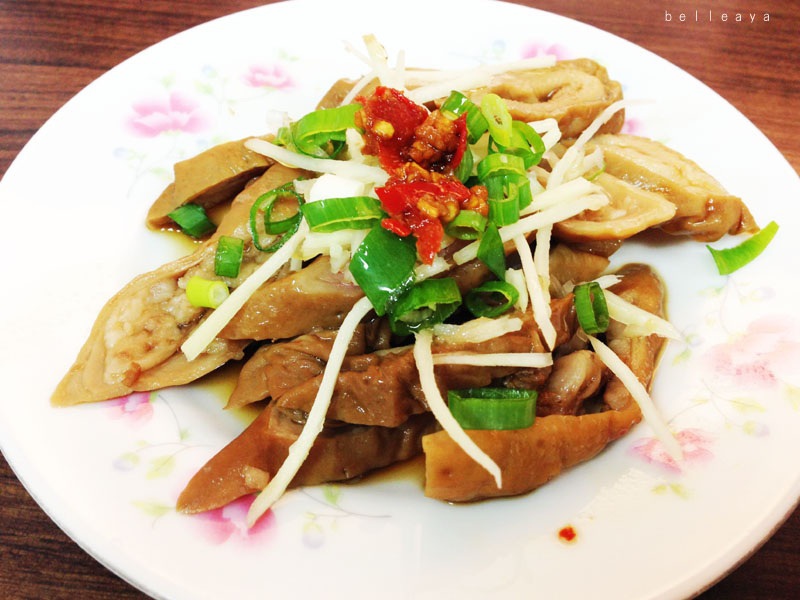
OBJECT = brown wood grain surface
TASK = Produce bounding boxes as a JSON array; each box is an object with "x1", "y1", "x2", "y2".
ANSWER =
[{"x1": 1, "y1": 1, "x2": 797, "y2": 598}]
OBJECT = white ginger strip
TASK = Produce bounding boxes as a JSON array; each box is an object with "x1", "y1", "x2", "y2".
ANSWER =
[
  {"x1": 433, "y1": 352, "x2": 552, "y2": 368},
  {"x1": 603, "y1": 290, "x2": 683, "y2": 340},
  {"x1": 247, "y1": 296, "x2": 375, "y2": 526},
  {"x1": 453, "y1": 192, "x2": 609, "y2": 265},
  {"x1": 245, "y1": 138, "x2": 388, "y2": 185},
  {"x1": 414, "y1": 329, "x2": 502, "y2": 488},
  {"x1": 513, "y1": 235, "x2": 557, "y2": 351},
  {"x1": 181, "y1": 221, "x2": 309, "y2": 361},
  {"x1": 587, "y1": 334, "x2": 683, "y2": 461},
  {"x1": 433, "y1": 316, "x2": 523, "y2": 344},
  {"x1": 405, "y1": 56, "x2": 557, "y2": 104},
  {"x1": 547, "y1": 99, "x2": 626, "y2": 189}
]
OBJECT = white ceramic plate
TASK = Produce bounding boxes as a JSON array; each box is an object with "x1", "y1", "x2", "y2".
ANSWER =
[{"x1": 1, "y1": 1, "x2": 798, "y2": 598}]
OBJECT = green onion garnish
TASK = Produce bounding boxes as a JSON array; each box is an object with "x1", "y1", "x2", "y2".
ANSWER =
[
  {"x1": 300, "y1": 196, "x2": 384, "y2": 233},
  {"x1": 441, "y1": 90, "x2": 489, "y2": 144},
  {"x1": 706, "y1": 220, "x2": 779, "y2": 275},
  {"x1": 283, "y1": 103, "x2": 362, "y2": 158},
  {"x1": 477, "y1": 222, "x2": 507, "y2": 280},
  {"x1": 249, "y1": 184, "x2": 304, "y2": 252},
  {"x1": 448, "y1": 387, "x2": 537, "y2": 430},
  {"x1": 480, "y1": 93, "x2": 513, "y2": 147},
  {"x1": 214, "y1": 236, "x2": 245, "y2": 278},
  {"x1": 489, "y1": 121, "x2": 546, "y2": 169},
  {"x1": 348, "y1": 224, "x2": 417, "y2": 316},
  {"x1": 167, "y1": 203, "x2": 216, "y2": 238},
  {"x1": 484, "y1": 174, "x2": 531, "y2": 225},
  {"x1": 389, "y1": 277, "x2": 462, "y2": 336},
  {"x1": 465, "y1": 280, "x2": 519, "y2": 318},
  {"x1": 185, "y1": 276, "x2": 229, "y2": 309},
  {"x1": 476, "y1": 152, "x2": 526, "y2": 181},
  {"x1": 574, "y1": 281, "x2": 610, "y2": 334},
  {"x1": 444, "y1": 209, "x2": 487, "y2": 240}
]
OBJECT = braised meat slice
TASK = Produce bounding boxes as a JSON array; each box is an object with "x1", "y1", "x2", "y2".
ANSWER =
[
  {"x1": 587, "y1": 134, "x2": 758, "y2": 241},
  {"x1": 422, "y1": 263, "x2": 667, "y2": 502},
  {"x1": 176, "y1": 405, "x2": 436, "y2": 514}
]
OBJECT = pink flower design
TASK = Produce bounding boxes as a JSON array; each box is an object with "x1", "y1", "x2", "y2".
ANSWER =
[
  {"x1": 127, "y1": 91, "x2": 211, "y2": 137},
  {"x1": 243, "y1": 63, "x2": 294, "y2": 89},
  {"x1": 107, "y1": 391, "x2": 153, "y2": 424},
  {"x1": 521, "y1": 42, "x2": 570, "y2": 61},
  {"x1": 703, "y1": 315, "x2": 800, "y2": 391},
  {"x1": 194, "y1": 495, "x2": 275, "y2": 545},
  {"x1": 621, "y1": 118, "x2": 644, "y2": 135},
  {"x1": 631, "y1": 428, "x2": 715, "y2": 473}
]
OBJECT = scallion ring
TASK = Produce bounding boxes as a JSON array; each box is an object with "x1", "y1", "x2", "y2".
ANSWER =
[
  {"x1": 441, "y1": 90, "x2": 489, "y2": 144},
  {"x1": 707, "y1": 220, "x2": 779, "y2": 275},
  {"x1": 480, "y1": 93, "x2": 513, "y2": 147},
  {"x1": 484, "y1": 173, "x2": 532, "y2": 225},
  {"x1": 288, "y1": 103, "x2": 362, "y2": 158},
  {"x1": 389, "y1": 277, "x2": 462, "y2": 336},
  {"x1": 185, "y1": 276, "x2": 229, "y2": 309},
  {"x1": 465, "y1": 280, "x2": 520, "y2": 318},
  {"x1": 249, "y1": 184, "x2": 304, "y2": 252},
  {"x1": 448, "y1": 387, "x2": 537, "y2": 430},
  {"x1": 477, "y1": 222, "x2": 507, "y2": 280},
  {"x1": 574, "y1": 281, "x2": 610, "y2": 334},
  {"x1": 214, "y1": 235, "x2": 245, "y2": 278},
  {"x1": 167, "y1": 203, "x2": 216, "y2": 238},
  {"x1": 349, "y1": 224, "x2": 418, "y2": 316},
  {"x1": 300, "y1": 196, "x2": 384, "y2": 233},
  {"x1": 444, "y1": 209, "x2": 487, "y2": 240}
]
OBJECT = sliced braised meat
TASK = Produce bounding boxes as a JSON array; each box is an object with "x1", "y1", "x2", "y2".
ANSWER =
[
  {"x1": 147, "y1": 136, "x2": 274, "y2": 229},
  {"x1": 176, "y1": 405, "x2": 436, "y2": 514},
  {"x1": 227, "y1": 327, "x2": 368, "y2": 409},
  {"x1": 548, "y1": 243, "x2": 610, "y2": 293},
  {"x1": 554, "y1": 172, "x2": 676, "y2": 242},
  {"x1": 603, "y1": 263, "x2": 668, "y2": 411},
  {"x1": 220, "y1": 256, "x2": 365, "y2": 341},
  {"x1": 427, "y1": 59, "x2": 624, "y2": 138},
  {"x1": 587, "y1": 134, "x2": 758, "y2": 241},
  {"x1": 52, "y1": 166, "x2": 304, "y2": 406},
  {"x1": 422, "y1": 402, "x2": 640, "y2": 502},
  {"x1": 536, "y1": 350, "x2": 606, "y2": 416},
  {"x1": 422, "y1": 263, "x2": 671, "y2": 502}
]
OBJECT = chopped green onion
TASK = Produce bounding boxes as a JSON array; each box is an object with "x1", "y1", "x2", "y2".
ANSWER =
[
  {"x1": 167, "y1": 203, "x2": 216, "y2": 238},
  {"x1": 441, "y1": 90, "x2": 488, "y2": 144},
  {"x1": 300, "y1": 196, "x2": 383, "y2": 232},
  {"x1": 480, "y1": 93, "x2": 513, "y2": 147},
  {"x1": 574, "y1": 281, "x2": 610, "y2": 334},
  {"x1": 349, "y1": 225, "x2": 417, "y2": 316},
  {"x1": 489, "y1": 121, "x2": 546, "y2": 169},
  {"x1": 249, "y1": 184, "x2": 304, "y2": 252},
  {"x1": 465, "y1": 280, "x2": 519, "y2": 318},
  {"x1": 185, "y1": 276, "x2": 229, "y2": 309},
  {"x1": 476, "y1": 152, "x2": 526, "y2": 181},
  {"x1": 477, "y1": 222, "x2": 506, "y2": 280},
  {"x1": 283, "y1": 103, "x2": 362, "y2": 158},
  {"x1": 389, "y1": 277, "x2": 462, "y2": 336},
  {"x1": 484, "y1": 174, "x2": 531, "y2": 225},
  {"x1": 444, "y1": 209, "x2": 487, "y2": 240},
  {"x1": 448, "y1": 387, "x2": 537, "y2": 430},
  {"x1": 707, "y1": 220, "x2": 779, "y2": 275},
  {"x1": 214, "y1": 236, "x2": 245, "y2": 278},
  {"x1": 454, "y1": 146, "x2": 474, "y2": 183}
]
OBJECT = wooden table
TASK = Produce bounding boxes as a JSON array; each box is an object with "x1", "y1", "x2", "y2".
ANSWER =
[{"x1": 1, "y1": 1, "x2": 797, "y2": 598}]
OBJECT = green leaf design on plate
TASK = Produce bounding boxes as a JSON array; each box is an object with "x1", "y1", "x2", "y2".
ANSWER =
[
  {"x1": 730, "y1": 397, "x2": 766, "y2": 414},
  {"x1": 147, "y1": 454, "x2": 176, "y2": 479},
  {"x1": 323, "y1": 485, "x2": 341, "y2": 507},
  {"x1": 133, "y1": 500, "x2": 173, "y2": 519}
]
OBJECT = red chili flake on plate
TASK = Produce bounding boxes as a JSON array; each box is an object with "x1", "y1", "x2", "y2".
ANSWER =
[{"x1": 558, "y1": 525, "x2": 578, "y2": 543}]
